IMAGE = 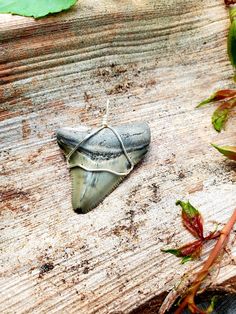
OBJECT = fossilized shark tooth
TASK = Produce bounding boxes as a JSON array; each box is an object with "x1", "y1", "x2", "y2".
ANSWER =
[{"x1": 56, "y1": 122, "x2": 150, "y2": 214}]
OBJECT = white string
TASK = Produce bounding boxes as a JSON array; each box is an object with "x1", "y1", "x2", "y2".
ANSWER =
[
  {"x1": 102, "y1": 99, "x2": 109, "y2": 126},
  {"x1": 66, "y1": 101, "x2": 134, "y2": 176}
]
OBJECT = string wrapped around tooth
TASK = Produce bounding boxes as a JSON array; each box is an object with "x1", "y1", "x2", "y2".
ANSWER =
[
  {"x1": 57, "y1": 110, "x2": 150, "y2": 213},
  {"x1": 66, "y1": 100, "x2": 134, "y2": 176}
]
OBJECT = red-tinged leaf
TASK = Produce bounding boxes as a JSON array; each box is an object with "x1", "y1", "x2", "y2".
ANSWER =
[
  {"x1": 182, "y1": 213, "x2": 204, "y2": 239},
  {"x1": 211, "y1": 144, "x2": 236, "y2": 161},
  {"x1": 176, "y1": 200, "x2": 204, "y2": 239},
  {"x1": 211, "y1": 100, "x2": 236, "y2": 132},
  {"x1": 179, "y1": 240, "x2": 203, "y2": 259},
  {"x1": 197, "y1": 90, "x2": 236, "y2": 108},
  {"x1": 162, "y1": 240, "x2": 203, "y2": 263},
  {"x1": 204, "y1": 230, "x2": 221, "y2": 241}
]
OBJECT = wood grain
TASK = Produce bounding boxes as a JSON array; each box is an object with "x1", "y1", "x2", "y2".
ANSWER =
[{"x1": 0, "y1": 0, "x2": 236, "y2": 313}]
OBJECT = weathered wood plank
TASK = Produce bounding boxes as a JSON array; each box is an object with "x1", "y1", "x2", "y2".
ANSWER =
[{"x1": 0, "y1": 0, "x2": 236, "y2": 313}]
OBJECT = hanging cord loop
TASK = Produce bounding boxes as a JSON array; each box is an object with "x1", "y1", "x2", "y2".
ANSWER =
[{"x1": 66, "y1": 100, "x2": 134, "y2": 176}]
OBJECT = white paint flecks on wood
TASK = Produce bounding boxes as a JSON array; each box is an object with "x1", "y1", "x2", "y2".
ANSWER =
[{"x1": 0, "y1": 0, "x2": 236, "y2": 313}]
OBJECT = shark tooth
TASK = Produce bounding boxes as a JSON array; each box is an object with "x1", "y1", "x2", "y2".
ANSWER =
[{"x1": 56, "y1": 122, "x2": 151, "y2": 214}]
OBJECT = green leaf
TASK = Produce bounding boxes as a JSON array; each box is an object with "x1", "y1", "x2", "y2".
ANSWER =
[
  {"x1": 206, "y1": 296, "x2": 217, "y2": 314},
  {"x1": 161, "y1": 249, "x2": 181, "y2": 257},
  {"x1": 176, "y1": 200, "x2": 199, "y2": 218},
  {"x1": 181, "y1": 256, "x2": 192, "y2": 264},
  {"x1": 0, "y1": 0, "x2": 77, "y2": 18},
  {"x1": 211, "y1": 144, "x2": 236, "y2": 161},
  {"x1": 228, "y1": 8, "x2": 236, "y2": 68},
  {"x1": 211, "y1": 100, "x2": 236, "y2": 132},
  {"x1": 211, "y1": 106, "x2": 229, "y2": 132}
]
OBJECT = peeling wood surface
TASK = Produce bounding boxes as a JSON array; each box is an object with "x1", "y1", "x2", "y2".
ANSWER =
[{"x1": 0, "y1": 0, "x2": 236, "y2": 313}]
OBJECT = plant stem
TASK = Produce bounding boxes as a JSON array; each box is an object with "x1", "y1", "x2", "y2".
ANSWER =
[{"x1": 174, "y1": 209, "x2": 236, "y2": 314}]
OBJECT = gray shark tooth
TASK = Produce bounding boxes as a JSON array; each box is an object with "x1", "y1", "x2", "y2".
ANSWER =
[{"x1": 56, "y1": 122, "x2": 151, "y2": 214}]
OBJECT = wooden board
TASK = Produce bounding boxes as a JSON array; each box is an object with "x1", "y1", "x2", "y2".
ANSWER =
[{"x1": 0, "y1": 0, "x2": 236, "y2": 313}]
